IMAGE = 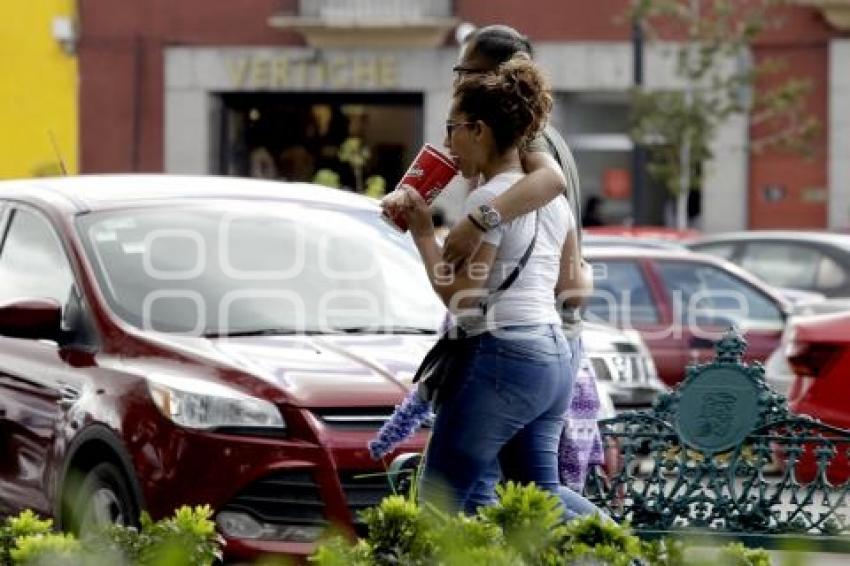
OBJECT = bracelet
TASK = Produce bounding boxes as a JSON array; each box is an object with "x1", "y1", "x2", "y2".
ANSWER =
[{"x1": 467, "y1": 213, "x2": 487, "y2": 232}]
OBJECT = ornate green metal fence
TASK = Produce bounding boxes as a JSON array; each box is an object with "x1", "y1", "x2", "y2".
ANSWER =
[{"x1": 586, "y1": 328, "x2": 850, "y2": 550}]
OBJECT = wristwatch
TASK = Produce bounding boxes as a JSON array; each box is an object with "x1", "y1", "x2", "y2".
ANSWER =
[{"x1": 475, "y1": 204, "x2": 502, "y2": 231}]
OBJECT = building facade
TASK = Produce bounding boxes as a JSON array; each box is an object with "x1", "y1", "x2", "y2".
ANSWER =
[
  {"x1": 77, "y1": 0, "x2": 850, "y2": 231},
  {"x1": 1, "y1": 0, "x2": 78, "y2": 178}
]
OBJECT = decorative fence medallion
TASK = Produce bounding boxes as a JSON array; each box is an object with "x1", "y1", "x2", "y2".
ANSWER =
[{"x1": 675, "y1": 366, "x2": 760, "y2": 454}]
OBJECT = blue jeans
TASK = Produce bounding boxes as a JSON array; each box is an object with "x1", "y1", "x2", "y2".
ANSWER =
[{"x1": 419, "y1": 324, "x2": 602, "y2": 519}]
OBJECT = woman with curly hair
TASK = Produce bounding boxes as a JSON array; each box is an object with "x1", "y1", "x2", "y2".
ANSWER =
[{"x1": 393, "y1": 56, "x2": 602, "y2": 519}]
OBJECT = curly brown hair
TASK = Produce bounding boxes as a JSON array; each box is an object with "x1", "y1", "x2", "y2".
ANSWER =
[{"x1": 453, "y1": 56, "x2": 553, "y2": 154}]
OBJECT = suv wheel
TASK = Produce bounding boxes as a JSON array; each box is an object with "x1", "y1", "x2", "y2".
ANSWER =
[{"x1": 69, "y1": 462, "x2": 137, "y2": 533}]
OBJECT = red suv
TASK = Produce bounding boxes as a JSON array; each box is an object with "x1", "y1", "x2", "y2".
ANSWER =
[{"x1": 0, "y1": 176, "x2": 443, "y2": 561}]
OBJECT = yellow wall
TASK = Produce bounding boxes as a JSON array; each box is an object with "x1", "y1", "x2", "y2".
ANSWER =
[{"x1": 0, "y1": 0, "x2": 78, "y2": 178}]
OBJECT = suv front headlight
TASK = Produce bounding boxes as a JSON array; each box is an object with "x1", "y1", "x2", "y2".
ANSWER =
[{"x1": 147, "y1": 374, "x2": 285, "y2": 431}]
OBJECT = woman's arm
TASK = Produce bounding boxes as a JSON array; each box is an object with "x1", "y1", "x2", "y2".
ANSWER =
[
  {"x1": 413, "y1": 234, "x2": 497, "y2": 310},
  {"x1": 442, "y1": 151, "x2": 565, "y2": 267},
  {"x1": 402, "y1": 187, "x2": 496, "y2": 311}
]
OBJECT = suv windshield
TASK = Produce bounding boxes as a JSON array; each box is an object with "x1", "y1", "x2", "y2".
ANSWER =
[{"x1": 76, "y1": 201, "x2": 444, "y2": 335}]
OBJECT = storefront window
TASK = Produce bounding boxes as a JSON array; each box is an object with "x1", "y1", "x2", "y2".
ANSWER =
[{"x1": 216, "y1": 92, "x2": 423, "y2": 197}]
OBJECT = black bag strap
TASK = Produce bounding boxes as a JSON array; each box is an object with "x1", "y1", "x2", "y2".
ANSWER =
[{"x1": 480, "y1": 211, "x2": 539, "y2": 315}]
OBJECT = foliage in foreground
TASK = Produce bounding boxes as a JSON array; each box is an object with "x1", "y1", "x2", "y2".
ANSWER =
[
  {"x1": 0, "y1": 485, "x2": 776, "y2": 565},
  {"x1": 310, "y1": 481, "x2": 771, "y2": 565},
  {"x1": 0, "y1": 505, "x2": 223, "y2": 566}
]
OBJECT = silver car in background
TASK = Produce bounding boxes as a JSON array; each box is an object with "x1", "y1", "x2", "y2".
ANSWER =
[{"x1": 581, "y1": 321, "x2": 665, "y2": 411}]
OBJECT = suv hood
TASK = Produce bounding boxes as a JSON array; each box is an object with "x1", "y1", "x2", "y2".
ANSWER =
[{"x1": 157, "y1": 333, "x2": 439, "y2": 408}]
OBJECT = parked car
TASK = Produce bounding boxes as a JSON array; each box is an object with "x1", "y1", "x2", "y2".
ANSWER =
[
  {"x1": 585, "y1": 226, "x2": 700, "y2": 242},
  {"x1": 581, "y1": 322, "x2": 665, "y2": 408},
  {"x1": 687, "y1": 231, "x2": 850, "y2": 300},
  {"x1": 583, "y1": 234, "x2": 685, "y2": 252},
  {"x1": 584, "y1": 247, "x2": 792, "y2": 386},
  {"x1": 0, "y1": 175, "x2": 623, "y2": 561},
  {"x1": 774, "y1": 311, "x2": 850, "y2": 482},
  {"x1": 0, "y1": 175, "x2": 452, "y2": 560}
]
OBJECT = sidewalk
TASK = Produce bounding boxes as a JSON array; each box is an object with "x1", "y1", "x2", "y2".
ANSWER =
[
  {"x1": 768, "y1": 551, "x2": 850, "y2": 565},
  {"x1": 688, "y1": 547, "x2": 850, "y2": 565}
]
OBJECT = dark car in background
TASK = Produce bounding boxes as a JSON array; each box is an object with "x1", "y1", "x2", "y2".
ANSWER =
[
  {"x1": 0, "y1": 175, "x2": 447, "y2": 561},
  {"x1": 584, "y1": 248, "x2": 792, "y2": 386}
]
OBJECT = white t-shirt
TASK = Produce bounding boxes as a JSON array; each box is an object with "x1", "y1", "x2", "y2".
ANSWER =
[{"x1": 454, "y1": 171, "x2": 575, "y2": 335}]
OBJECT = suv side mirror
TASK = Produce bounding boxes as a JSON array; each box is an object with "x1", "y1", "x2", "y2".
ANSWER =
[{"x1": 0, "y1": 298, "x2": 62, "y2": 341}]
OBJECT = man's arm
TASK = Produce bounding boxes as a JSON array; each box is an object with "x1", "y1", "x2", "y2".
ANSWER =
[
  {"x1": 555, "y1": 230, "x2": 594, "y2": 309},
  {"x1": 442, "y1": 151, "x2": 566, "y2": 267},
  {"x1": 493, "y1": 151, "x2": 567, "y2": 222}
]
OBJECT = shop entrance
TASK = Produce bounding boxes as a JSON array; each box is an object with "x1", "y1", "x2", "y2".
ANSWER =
[{"x1": 215, "y1": 92, "x2": 423, "y2": 196}]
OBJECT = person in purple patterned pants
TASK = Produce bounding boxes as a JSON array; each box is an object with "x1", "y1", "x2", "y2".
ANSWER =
[{"x1": 559, "y1": 337, "x2": 605, "y2": 492}]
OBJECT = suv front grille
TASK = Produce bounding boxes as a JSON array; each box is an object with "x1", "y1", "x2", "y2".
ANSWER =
[
  {"x1": 339, "y1": 470, "x2": 397, "y2": 536},
  {"x1": 220, "y1": 469, "x2": 326, "y2": 526},
  {"x1": 313, "y1": 407, "x2": 395, "y2": 429},
  {"x1": 314, "y1": 407, "x2": 433, "y2": 429}
]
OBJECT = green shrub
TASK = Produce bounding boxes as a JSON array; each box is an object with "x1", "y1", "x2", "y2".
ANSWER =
[
  {"x1": 718, "y1": 542, "x2": 771, "y2": 566},
  {"x1": 1, "y1": 510, "x2": 54, "y2": 566},
  {"x1": 136, "y1": 505, "x2": 223, "y2": 566},
  {"x1": 10, "y1": 533, "x2": 82, "y2": 565},
  {"x1": 558, "y1": 511, "x2": 643, "y2": 566},
  {"x1": 641, "y1": 538, "x2": 686, "y2": 566},
  {"x1": 0, "y1": 505, "x2": 222, "y2": 566},
  {"x1": 309, "y1": 483, "x2": 778, "y2": 566},
  {"x1": 429, "y1": 514, "x2": 519, "y2": 566},
  {"x1": 477, "y1": 482, "x2": 566, "y2": 564}
]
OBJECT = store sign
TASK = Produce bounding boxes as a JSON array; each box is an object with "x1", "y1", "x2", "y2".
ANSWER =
[{"x1": 226, "y1": 55, "x2": 399, "y2": 90}]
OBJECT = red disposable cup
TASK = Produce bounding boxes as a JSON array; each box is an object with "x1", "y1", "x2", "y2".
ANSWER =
[{"x1": 382, "y1": 143, "x2": 458, "y2": 232}]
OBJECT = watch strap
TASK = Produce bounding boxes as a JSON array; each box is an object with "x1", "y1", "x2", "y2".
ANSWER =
[{"x1": 467, "y1": 212, "x2": 487, "y2": 232}]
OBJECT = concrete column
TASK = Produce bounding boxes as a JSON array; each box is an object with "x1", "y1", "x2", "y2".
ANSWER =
[
  {"x1": 702, "y1": 114, "x2": 749, "y2": 232},
  {"x1": 165, "y1": 90, "x2": 210, "y2": 174},
  {"x1": 423, "y1": 89, "x2": 451, "y2": 148},
  {"x1": 165, "y1": 50, "x2": 210, "y2": 174},
  {"x1": 829, "y1": 39, "x2": 850, "y2": 229}
]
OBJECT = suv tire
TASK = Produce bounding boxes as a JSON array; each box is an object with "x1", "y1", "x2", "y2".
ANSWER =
[{"x1": 69, "y1": 462, "x2": 138, "y2": 534}]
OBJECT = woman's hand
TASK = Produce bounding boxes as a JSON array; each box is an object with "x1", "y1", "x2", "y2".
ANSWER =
[
  {"x1": 401, "y1": 185, "x2": 434, "y2": 239},
  {"x1": 380, "y1": 190, "x2": 406, "y2": 216}
]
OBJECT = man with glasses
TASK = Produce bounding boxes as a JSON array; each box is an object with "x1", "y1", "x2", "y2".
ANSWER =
[
  {"x1": 446, "y1": 26, "x2": 590, "y2": 301},
  {"x1": 445, "y1": 25, "x2": 604, "y2": 493}
]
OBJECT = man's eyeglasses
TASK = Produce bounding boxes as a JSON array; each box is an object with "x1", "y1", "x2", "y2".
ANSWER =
[
  {"x1": 452, "y1": 65, "x2": 489, "y2": 76},
  {"x1": 446, "y1": 121, "x2": 476, "y2": 137}
]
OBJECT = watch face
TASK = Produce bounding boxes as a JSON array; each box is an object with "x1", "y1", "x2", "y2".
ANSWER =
[{"x1": 479, "y1": 205, "x2": 500, "y2": 229}]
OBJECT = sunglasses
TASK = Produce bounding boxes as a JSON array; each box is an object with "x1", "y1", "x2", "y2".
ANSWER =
[{"x1": 445, "y1": 120, "x2": 476, "y2": 138}]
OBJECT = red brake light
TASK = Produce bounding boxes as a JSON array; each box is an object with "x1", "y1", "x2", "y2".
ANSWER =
[{"x1": 787, "y1": 341, "x2": 841, "y2": 379}]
